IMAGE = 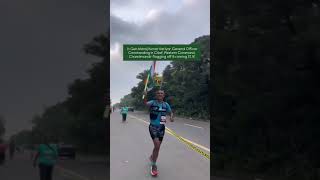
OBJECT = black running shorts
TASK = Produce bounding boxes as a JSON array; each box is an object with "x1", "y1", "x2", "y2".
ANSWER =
[
  {"x1": 122, "y1": 114, "x2": 127, "y2": 120},
  {"x1": 149, "y1": 124, "x2": 165, "y2": 141}
]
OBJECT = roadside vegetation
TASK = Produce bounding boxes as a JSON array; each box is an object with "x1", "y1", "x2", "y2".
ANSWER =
[{"x1": 11, "y1": 34, "x2": 109, "y2": 154}]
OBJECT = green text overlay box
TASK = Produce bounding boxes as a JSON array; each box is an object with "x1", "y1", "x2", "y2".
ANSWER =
[{"x1": 123, "y1": 44, "x2": 200, "y2": 61}]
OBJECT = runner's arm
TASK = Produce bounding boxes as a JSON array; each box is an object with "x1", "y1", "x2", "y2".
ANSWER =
[
  {"x1": 169, "y1": 111, "x2": 174, "y2": 122},
  {"x1": 143, "y1": 91, "x2": 148, "y2": 105},
  {"x1": 167, "y1": 103, "x2": 174, "y2": 122},
  {"x1": 144, "y1": 98, "x2": 148, "y2": 105},
  {"x1": 143, "y1": 91, "x2": 153, "y2": 107}
]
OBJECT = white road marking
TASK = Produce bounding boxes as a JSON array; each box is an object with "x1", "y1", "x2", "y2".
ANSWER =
[
  {"x1": 57, "y1": 166, "x2": 91, "y2": 180},
  {"x1": 129, "y1": 115, "x2": 210, "y2": 152},
  {"x1": 184, "y1": 123, "x2": 203, "y2": 129}
]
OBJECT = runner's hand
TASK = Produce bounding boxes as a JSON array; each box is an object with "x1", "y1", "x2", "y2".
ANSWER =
[{"x1": 170, "y1": 117, "x2": 174, "y2": 122}]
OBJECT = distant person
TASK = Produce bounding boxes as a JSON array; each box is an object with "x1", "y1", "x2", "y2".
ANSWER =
[
  {"x1": 0, "y1": 139, "x2": 7, "y2": 164},
  {"x1": 104, "y1": 104, "x2": 111, "y2": 119},
  {"x1": 33, "y1": 136, "x2": 58, "y2": 180},
  {"x1": 143, "y1": 89, "x2": 174, "y2": 176},
  {"x1": 9, "y1": 139, "x2": 16, "y2": 159},
  {"x1": 120, "y1": 106, "x2": 129, "y2": 122}
]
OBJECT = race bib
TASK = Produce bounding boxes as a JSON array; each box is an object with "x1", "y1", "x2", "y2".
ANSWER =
[{"x1": 160, "y1": 116, "x2": 166, "y2": 124}]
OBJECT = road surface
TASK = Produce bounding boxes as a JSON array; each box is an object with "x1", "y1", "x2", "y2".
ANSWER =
[
  {"x1": 110, "y1": 111, "x2": 210, "y2": 180},
  {"x1": 0, "y1": 151, "x2": 108, "y2": 180}
]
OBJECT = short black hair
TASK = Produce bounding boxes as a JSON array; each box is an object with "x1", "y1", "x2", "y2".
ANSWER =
[{"x1": 156, "y1": 89, "x2": 164, "y2": 93}]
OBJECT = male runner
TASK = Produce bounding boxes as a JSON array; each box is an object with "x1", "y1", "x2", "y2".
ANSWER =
[
  {"x1": 144, "y1": 89, "x2": 173, "y2": 176},
  {"x1": 33, "y1": 136, "x2": 59, "y2": 180},
  {"x1": 120, "y1": 106, "x2": 129, "y2": 122}
]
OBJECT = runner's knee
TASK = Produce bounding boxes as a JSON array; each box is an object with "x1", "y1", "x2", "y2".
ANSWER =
[{"x1": 154, "y1": 142, "x2": 161, "y2": 150}]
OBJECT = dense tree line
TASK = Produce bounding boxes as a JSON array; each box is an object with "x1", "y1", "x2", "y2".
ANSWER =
[
  {"x1": 12, "y1": 34, "x2": 109, "y2": 154},
  {"x1": 118, "y1": 94, "x2": 134, "y2": 108},
  {"x1": 122, "y1": 35, "x2": 210, "y2": 119},
  {"x1": 213, "y1": 1, "x2": 320, "y2": 179}
]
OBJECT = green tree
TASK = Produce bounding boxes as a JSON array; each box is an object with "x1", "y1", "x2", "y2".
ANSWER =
[
  {"x1": 10, "y1": 130, "x2": 33, "y2": 146},
  {"x1": 119, "y1": 94, "x2": 134, "y2": 107},
  {"x1": 28, "y1": 33, "x2": 109, "y2": 154},
  {"x1": 64, "y1": 33, "x2": 109, "y2": 153},
  {"x1": 30, "y1": 102, "x2": 74, "y2": 143}
]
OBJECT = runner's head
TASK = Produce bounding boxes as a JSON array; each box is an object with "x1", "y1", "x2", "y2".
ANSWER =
[{"x1": 155, "y1": 90, "x2": 165, "y2": 101}]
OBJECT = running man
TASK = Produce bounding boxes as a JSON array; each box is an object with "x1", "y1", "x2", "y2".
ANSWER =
[
  {"x1": 144, "y1": 89, "x2": 174, "y2": 176},
  {"x1": 33, "y1": 136, "x2": 59, "y2": 180},
  {"x1": 120, "y1": 106, "x2": 129, "y2": 122}
]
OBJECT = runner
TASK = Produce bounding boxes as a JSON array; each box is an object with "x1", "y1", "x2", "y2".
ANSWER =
[
  {"x1": 144, "y1": 89, "x2": 174, "y2": 176},
  {"x1": 33, "y1": 136, "x2": 59, "y2": 180},
  {"x1": 120, "y1": 106, "x2": 129, "y2": 122}
]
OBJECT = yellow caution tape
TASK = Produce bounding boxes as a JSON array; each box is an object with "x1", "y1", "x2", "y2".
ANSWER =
[{"x1": 165, "y1": 127, "x2": 210, "y2": 160}]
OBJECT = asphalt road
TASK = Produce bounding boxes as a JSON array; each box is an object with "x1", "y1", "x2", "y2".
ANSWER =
[
  {"x1": 110, "y1": 111, "x2": 210, "y2": 180},
  {"x1": 0, "y1": 151, "x2": 108, "y2": 180}
]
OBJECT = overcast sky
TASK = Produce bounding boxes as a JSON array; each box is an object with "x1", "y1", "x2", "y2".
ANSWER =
[
  {"x1": 110, "y1": 0, "x2": 210, "y2": 105},
  {"x1": 0, "y1": 0, "x2": 108, "y2": 138}
]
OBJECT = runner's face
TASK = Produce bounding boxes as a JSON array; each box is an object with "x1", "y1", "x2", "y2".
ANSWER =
[{"x1": 156, "y1": 91, "x2": 164, "y2": 101}]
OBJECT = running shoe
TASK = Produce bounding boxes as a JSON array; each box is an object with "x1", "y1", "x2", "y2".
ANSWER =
[{"x1": 150, "y1": 164, "x2": 158, "y2": 176}]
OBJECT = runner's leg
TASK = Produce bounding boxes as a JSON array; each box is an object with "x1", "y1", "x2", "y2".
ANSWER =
[
  {"x1": 47, "y1": 165, "x2": 54, "y2": 180},
  {"x1": 39, "y1": 164, "x2": 46, "y2": 180},
  {"x1": 151, "y1": 138, "x2": 161, "y2": 163},
  {"x1": 154, "y1": 124, "x2": 165, "y2": 161}
]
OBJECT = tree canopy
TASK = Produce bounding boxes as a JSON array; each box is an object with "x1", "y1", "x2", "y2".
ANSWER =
[{"x1": 12, "y1": 33, "x2": 109, "y2": 154}]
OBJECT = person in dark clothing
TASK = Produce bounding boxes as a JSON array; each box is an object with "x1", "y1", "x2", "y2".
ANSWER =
[{"x1": 33, "y1": 136, "x2": 58, "y2": 180}]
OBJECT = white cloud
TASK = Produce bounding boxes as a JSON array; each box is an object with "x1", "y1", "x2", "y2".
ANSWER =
[
  {"x1": 110, "y1": 42, "x2": 121, "y2": 62},
  {"x1": 110, "y1": 0, "x2": 186, "y2": 24},
  {"x1": 145, "y1": 9, "x2": 161, "y2": 22},
  {"x1": 182, "y1": 0, "x2": 197, "y2": 6}
]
